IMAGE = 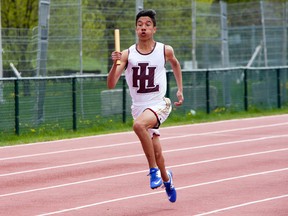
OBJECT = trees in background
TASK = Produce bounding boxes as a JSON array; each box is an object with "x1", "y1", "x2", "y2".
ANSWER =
[
  {"x1": 1, "y1": 0, "x2": 38, "y2": 76},
  {"x1": 1, "y1": 0, "x2": 38, "y2": 28},
  {"x1": 1, "y1": 0, "x2": 286, "y2": 75}
]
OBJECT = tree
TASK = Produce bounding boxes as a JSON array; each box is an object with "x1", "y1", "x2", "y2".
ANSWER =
[
  {"x1": 1, "y1": 0, "x2": 38, "y2": 76},
  {"x1": 2, "y1": 0, "x2": 38, "y2": 28},
  {"x1": 91, "y1": 0, "x2": 135, "y2": 71}
]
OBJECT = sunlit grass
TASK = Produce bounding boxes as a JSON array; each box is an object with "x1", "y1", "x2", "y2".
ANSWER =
[{"x1": 1, "y1": 106, "x2": 287, "y2": 147}]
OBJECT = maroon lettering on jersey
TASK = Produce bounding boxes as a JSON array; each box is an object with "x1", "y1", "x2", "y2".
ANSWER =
[{"x1": 132, "y1": 63, "x2": 159, "y2": 93}]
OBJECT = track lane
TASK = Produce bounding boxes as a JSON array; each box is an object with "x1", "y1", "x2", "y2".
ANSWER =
[{"x1": 0, "y1": 115, "x2": 287, "y2": 215}]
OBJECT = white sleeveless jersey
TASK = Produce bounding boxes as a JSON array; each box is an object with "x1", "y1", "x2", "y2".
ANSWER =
[{"x1": 125, "y1": 42, "x2": 167, "y2": 106}]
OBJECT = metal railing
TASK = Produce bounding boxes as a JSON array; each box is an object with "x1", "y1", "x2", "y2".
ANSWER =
[{"x1": 0, "y1": 66, "x2": 287, "y2": 135}]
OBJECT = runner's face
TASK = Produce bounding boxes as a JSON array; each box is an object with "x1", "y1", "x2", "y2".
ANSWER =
[{"x1": 136, "y1": 16, "x2": 156, "y2": 40}]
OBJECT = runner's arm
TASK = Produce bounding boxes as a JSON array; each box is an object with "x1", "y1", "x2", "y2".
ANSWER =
[
  {"x1": 165, "y1": 45, "x2": 184, "y2": 106},
  {"x1": 107, "y1": 49, "x2": 128, "y2": 89}
]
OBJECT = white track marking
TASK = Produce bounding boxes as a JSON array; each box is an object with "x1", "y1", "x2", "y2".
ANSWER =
[
  {"x1": 1, "y1": 114, "x2": 288, "y2": 150},
  {"x1": 1, "y1": 122, "x2": 288, "y2": 161},
  {"x1": 1, "y1": 134, "x2": 287, "y2": 177},
  {"x1": 1, "y1": 134, "x2": 288, "y2": 177},
  {"x1": 195, "y1": 194, "x2": 288, "y2": 216},
  {"x1": 1, "y1": 115, "x2": 287, "y2": 215},
  {"x1": 0, "y1": 140, "x2": 138, "y2": 161},
  {"x1": 1, "y1": 147, "x2": 288, "y2": 197},
  {"x1": 36, "y1": 167, "x2": 288, "y2": 216}
]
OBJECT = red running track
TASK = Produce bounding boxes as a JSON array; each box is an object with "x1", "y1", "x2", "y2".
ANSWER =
[{"x1": 1, "y1": 114, "x2": 288, "y2": 216}]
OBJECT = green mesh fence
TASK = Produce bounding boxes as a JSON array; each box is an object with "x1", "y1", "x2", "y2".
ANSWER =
[
  {"x1": 0, "y1": 67, "x2": 287, "y2": 135},
  {"x1": 0, "y1": 80, "x2": 15, "y2": 133}
]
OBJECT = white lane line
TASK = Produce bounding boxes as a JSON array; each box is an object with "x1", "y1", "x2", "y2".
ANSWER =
[
  {"x1": 2, "y1": 113, "x2": 288, "y2": 149},
  {"x1": 36, "y1": 167, "x2": 288, "y2": 216},
  {"x1": 195, "y1": 194, "x2": 288, "y2": 216},
  {"x1": 1, "y1": 135, "x2": 288, "y2": 177},
  {"x1": 1, "y1": 122, "x2": 288, "y2": 161},
  {"x1": 1, "y1": 147, "x2": 288, "y2": 197},
  {"x1": 0, "y1": 140, "x2": 138, "y2": 161}
]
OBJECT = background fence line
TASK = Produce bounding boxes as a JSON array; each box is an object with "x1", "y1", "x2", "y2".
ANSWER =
[
  {"x1": 0, "y1": 66, "x2": 287, "y2": 135},
  {"x1": 1, "y1": 0, "x2": 287, "y2": 77},
  {"x1": 1, "y1": 0, "x2": 287, "y2": 136}
]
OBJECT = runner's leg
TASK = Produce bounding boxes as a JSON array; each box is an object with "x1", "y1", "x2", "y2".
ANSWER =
[
  {"x1": 133, "y1": 109, "x2": 158, "y2": 168},
  {"x1": 152, "y1": 134, "x2": 169, "y2": 182}
]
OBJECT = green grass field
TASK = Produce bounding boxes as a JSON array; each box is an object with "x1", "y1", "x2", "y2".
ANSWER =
[{"x1": 1, "y1": 107, "x2": 287, "y2": 147}]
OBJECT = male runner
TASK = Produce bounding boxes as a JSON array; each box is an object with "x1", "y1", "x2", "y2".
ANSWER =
[{"x1": 107, "y1": 9, "x2": 183, "y2": 202}]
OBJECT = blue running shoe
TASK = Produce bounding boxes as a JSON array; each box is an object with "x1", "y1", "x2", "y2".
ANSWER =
[
  {"x1": 148, "y1": 168, "x2": 162, "y2": 189},
  {"x1": 163, "y1": 170, "x2": 177, "y2": 203}
]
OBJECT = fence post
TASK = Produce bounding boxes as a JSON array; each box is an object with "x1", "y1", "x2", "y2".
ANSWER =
[
  {"x1": 122, "y1": 77, "x2": 126, "y2": 123},
  {"x1": 260, "y1": 1, "x2": 268, "y2": 67},
  {"x1": 276, "y1": 68, "x2": 281, "y2": 109},
  {"x1": 72, "y1": 77, "x2": 77, "y2": 131},
  {"x1": 244, "y1": 68, "x2": 248, "y2": 111},
  {"x1": 14, "y1": 79, "x2": 20, "y2": 135},
  {"x1": 0, "y1": 1, "x2": 3, "y2": 103},
  {"x1": 206, "y1": 69, "x2": 210, "y2": 114}
]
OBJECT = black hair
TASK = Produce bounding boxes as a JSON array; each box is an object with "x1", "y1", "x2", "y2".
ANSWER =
[{"x1": 135, "y1": 9, "x2": 156, "y2": 26}]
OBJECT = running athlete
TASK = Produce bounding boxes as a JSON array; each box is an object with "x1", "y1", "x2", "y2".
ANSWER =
[{"x1": 107, "y1": 9, "x2": 184, "y2": 203}]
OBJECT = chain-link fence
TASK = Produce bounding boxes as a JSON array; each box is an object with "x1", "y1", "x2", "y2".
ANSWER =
[
  {"x1": 1, "y1": 0, "x2": 288, "y2": 135},
  {"x1": 1, "y1": 0, "x2": 287, "y2": 77},
  {"x1": 0, "y1": 66, "x2": 287, "y2": 135},
  {"x1": 2, "y1": 27, "x2": 38, "y2": 77}
]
